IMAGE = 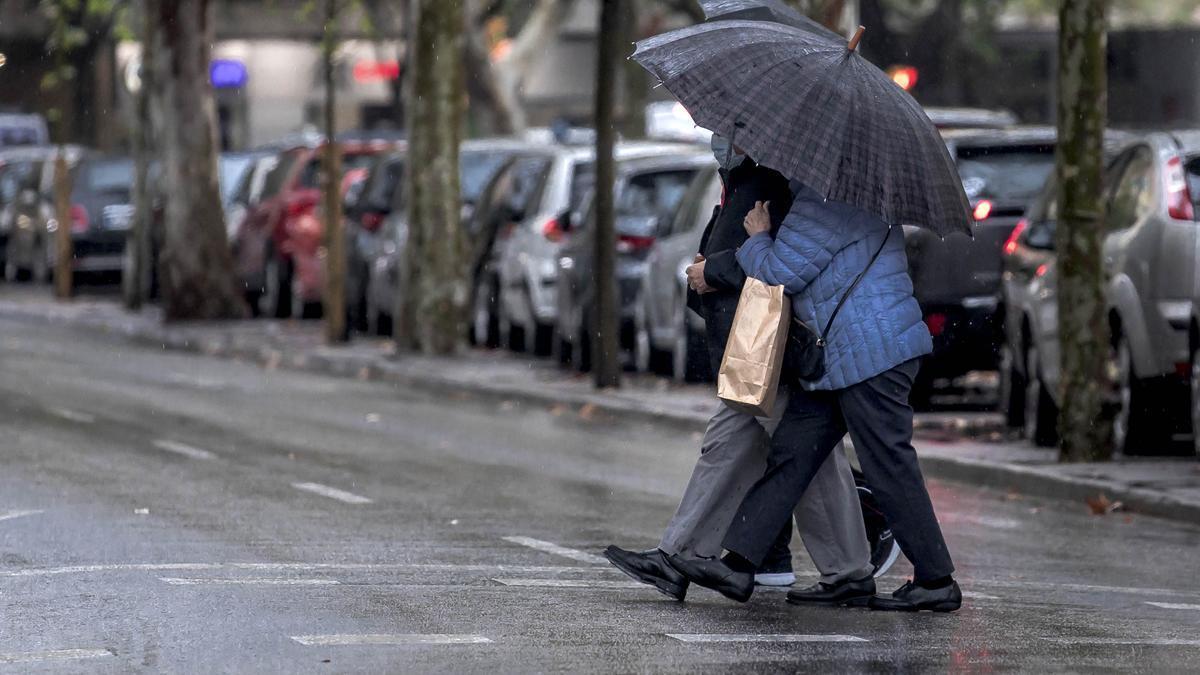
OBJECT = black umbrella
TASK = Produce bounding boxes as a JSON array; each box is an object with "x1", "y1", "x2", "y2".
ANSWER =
[
  {"x1": 698, "y1": 0, "x2": 841, "y2": 39},
  {"x1": 632, "y1": 19, "x2": 972, "y2": 237}
]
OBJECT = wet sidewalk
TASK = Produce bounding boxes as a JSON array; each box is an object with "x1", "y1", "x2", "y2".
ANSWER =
[{"x1": 3, "y1": 288, "x2": 1199, "y2": 526}]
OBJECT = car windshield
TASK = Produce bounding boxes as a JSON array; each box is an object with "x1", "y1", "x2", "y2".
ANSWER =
[
  {"x1": 84, "y1": 161, "x2": 134, "y2": 193},
  {"x1": 461, "y1": 152, "x2": 515, "y2": 204},
  {"x1": 616, "y1": 169, "x2": 696, "y2": 235},
  {"x1": 364, "y1": 157, "x2": 404, "y2": 210},
  {"x1": 298, "y1": 152, "x2": 379, "y2": 189},
  {"x1": 218, "y1": 155, "x2": 255, "y2": 204},
  {"x1": 1185, "y1": 156, "x2": 1200, "y2": 213},
  {"x1": 260, "y1": 151, "x2": 301, "y2": 200},
  {"x1": 956, "y1": 145, "x2": 1056, "y2": 205},
  {"x1": 569, "y1": 162, "x2": 595, "y2": 213}
]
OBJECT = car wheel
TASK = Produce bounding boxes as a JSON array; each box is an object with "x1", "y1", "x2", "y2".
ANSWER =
[
  {"x1": 1192, "y1": 341, "x2": 1200, "y2": 460},
  {"x1": 532, "y1": 322, "x2": 554, "y2": 357},
  {"x1": 470, "y1": 276, "x2": 500, "y2": 348},
  {"x1": 1023, "y1": 343, "x2": 1058, "y2": 447},
  {"x1": 261, "y1": 251, "x2": 292, "y2": 319},
  {"x1": 998, "y1": 342, "x2": 1027, "y2": 429},
  {"x1": 1111, "y1": 336, "x2": 1164, "y2": 456}
]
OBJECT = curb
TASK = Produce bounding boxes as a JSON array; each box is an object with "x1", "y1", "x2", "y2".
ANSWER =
[{"x1": 5, "y1": 303, "x2": 1199, "y2": 527}]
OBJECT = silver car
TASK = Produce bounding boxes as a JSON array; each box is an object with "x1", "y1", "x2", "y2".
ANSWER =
[
  {"x1": 495, "y1": 141, "x2": 706, "y2": 355},
  {"x1": 633, "y1": 163, "x2": 721, "y2": 381},
  {"x1": 0, "y1": 146, "x2": 91, "y2": 283},
  {"x1": 1015, "y1": 132, "x2": 1200, "y2": 453}
]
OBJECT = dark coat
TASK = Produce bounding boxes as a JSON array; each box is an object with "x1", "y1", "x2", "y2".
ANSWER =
[{"x1": 687, "y1": 160, "x2": 794, "y2": 375}]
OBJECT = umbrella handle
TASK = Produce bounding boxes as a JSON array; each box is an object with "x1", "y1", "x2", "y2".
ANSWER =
[{"x1": 847, "y1": 26, "x2": 865, "y2": 52}]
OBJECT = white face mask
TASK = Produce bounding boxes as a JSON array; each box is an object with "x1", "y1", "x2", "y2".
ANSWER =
[{"x1": 711, "y1": 134, "x2": 746, "y2": 171}]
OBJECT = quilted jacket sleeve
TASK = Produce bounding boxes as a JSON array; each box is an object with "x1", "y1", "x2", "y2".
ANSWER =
[{"x1": 735, "y1": 208, "x2": 843, "y2": 296}]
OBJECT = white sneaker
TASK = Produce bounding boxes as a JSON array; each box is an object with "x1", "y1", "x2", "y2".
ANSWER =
[{"x1": 754, "y1": 571, "x2": 797, "y2": 587}]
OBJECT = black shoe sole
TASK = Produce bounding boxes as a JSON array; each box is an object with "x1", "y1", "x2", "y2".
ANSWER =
[
  {"x1": 786, "y1": 594, "x2": 873, "y2": 608},
  {"x1": 603, "y1": 550, "x2": 687, "y2": 601}
]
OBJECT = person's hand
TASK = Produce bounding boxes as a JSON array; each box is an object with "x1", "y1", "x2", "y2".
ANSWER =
[
  {"x1": 744, "y1": 200, "x2": 771, "y2": 236},
  {"x1": 686, "y1": 254, "x2": 714, "y2": 294}
]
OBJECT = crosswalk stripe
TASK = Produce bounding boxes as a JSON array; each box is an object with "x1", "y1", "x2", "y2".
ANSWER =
[
  {"x1": 667, "y1": 634, "x2": 868, "y2": 643},
  {"x1": 291, "y1": 634, "x2": 492, "y2": 646},
  {"x1": 501, "y1": 536, "x2": 607, "y2": 564}
]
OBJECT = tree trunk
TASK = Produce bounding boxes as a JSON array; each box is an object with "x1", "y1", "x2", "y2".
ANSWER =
[
  {"x1": 52, "y1": 151, "x2": 73, "y2": 300},
  {"x1": 592, "y1": 0, "x2": 622, "y2": 389},
  {"x1": 1055, "y1": 0, "x2": 1111, "y2": 462},
  {"x1": 322, "y1": 0, "x2": 348, "y2": 344},
  {"x1": 124, "y1": 1, "x2": 155, "y2": 311},
  {"x1": 400, "y1": 0, "x2": 467, "y2": 355},
  {"x1": 149, "y1": 0, "x2": 246, "y2": 321}
]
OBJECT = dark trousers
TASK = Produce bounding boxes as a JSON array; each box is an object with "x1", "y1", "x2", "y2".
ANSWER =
[{"x1": 722, "y1": 359, "x2": 955, "y2": 582}]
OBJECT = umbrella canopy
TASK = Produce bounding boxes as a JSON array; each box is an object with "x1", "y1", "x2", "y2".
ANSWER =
[
  {"x1": 698, "y1": 0, "x2": 841, "y2": 39},
  {"x1": 632, "y1": 19, "x2": 972, "y2": 237}
]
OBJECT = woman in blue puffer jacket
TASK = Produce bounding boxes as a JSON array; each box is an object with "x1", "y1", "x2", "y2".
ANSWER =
[{"x1": 668, "y1": 183, "x2": 962, "y2": 613}]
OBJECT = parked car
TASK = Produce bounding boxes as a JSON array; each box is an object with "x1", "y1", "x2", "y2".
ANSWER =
[
  {"x1": 64, "y1": 156, "x2": 137, "y2": 278},
  {"x1": 494, "y1": 140, "x2": 705, "y2": 355},
  {"x1": 360, "y1": 140, "x2": 540, "y2": 335},
  {"x1": 0, "y1": 113, "x2": 50, "y2": 148},
  {"x1": 555, "y1": 151, "x2": 712, "y2": 371},
  {"x1": 903, "y1": 127, "x2": 1057, "y2": 403},
  {"x1": 0, "y1": 146, "x2": 91, "y2": 282},
  {"x1": 633, "y1": 162, "x2": 722, "y2": 381},
  {"x1": 1009, "y1": 132, "x2": 1200, "y2": 454},
  {"x1": 998, "y1": 133, "x2": 1130, "y2": 432},
  {"x1": 225, "y1": 152, "x2": 281, "y2": 243},
  {"x1": 231, "y1": 140, "x2": 392, "y2": 317},
  {"x1": 924, "y1": 107, "x2": 1018, "y2": 130}
]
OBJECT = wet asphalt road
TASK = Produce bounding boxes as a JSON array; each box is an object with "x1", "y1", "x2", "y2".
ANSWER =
[{"x1": 1, "y1": 317, "x2": 1199, "y2": 673}]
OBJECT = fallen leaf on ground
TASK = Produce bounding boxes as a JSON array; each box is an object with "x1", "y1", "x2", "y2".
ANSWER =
[
  {"x1": 1086, "y1": 493, "x2": 1125, "y2": 515},
  {"x1": 579, "y1": 403, "x2": 597, "y2": 421}
]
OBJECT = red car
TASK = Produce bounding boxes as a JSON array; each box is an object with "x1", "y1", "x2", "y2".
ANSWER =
[{"x1": 232, "y1": 140, "x2": 392, "y2": 318}]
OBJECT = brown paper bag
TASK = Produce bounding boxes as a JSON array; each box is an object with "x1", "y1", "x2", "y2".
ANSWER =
[{"x1": 717, "y1": 278, "x2": 792, "y2": 417}]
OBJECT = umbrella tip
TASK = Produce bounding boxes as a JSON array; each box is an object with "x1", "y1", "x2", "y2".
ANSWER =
[{"x1": 847, "y1": 25, "x2": 866, "y2": 52}]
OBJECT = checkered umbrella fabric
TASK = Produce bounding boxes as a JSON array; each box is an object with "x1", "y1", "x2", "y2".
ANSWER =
[{"x1": 633, "y1": 20, "x2": 973, "y2": 236}]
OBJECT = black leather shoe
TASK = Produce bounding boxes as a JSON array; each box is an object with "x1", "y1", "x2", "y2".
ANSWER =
[
  {"x1": 603, "y1": 546, "x2": 689, "y2": 601},
  {"x1": 786, "y1": 576, "x2": 876, "y2": 608},
  {"x1": 869, "y1": 580, "x2": 962, "y2": 612},
  {"x1": 665, "y1": 554, "x2": 754, "y2": 603}
]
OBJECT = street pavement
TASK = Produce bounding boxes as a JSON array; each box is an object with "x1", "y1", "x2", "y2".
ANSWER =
[{"x1": 2, "y1": 316, "x2": 1200, "y2": 673}]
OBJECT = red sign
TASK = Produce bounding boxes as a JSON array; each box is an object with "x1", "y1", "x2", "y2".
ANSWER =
[{"x1": 353, "y1": 60, "x2": 400, "y2": 83}]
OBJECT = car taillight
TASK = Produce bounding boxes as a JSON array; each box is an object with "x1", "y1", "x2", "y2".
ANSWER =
[
  {"x1": 616, "y1": 234, "x2": 656, "y2": 253},
  {"x1": 1003, "y1": 218, "x2": 1027, "y2": 256},
  {"x1": 1036, "y1": 263, "x2": 1049, "y2": 278},
  {"x1": 542, "y1": 217, "x2": 563, "y2": 243},
  {"x1": 70, "y1": 204, "x2": 89, "y2": 232},
  {"x1": 925, "y1": 312, "x2": 947, "y2": 337},
  {"x1": 973, "y1": 199, "x2": 993, "y2": 221},
  {"x1": 286, "y1": 191, "x2": 320, "y2": 218},
  {"x1": 361, "y1": 211, "x2": 384, "y2": 232},
  {"x1": 1164, "y1": 155, "x2": 1195, "y2": 221}
]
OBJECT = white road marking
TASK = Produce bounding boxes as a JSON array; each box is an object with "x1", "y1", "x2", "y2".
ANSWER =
[
  {"x1": 292, "y1": 634, "x2": 492, "y2": 646},
  {"x1": 501, "y1": 536, "x2": 607, "y2": 565},
  {"x1": 48, "y1": 407, "x2": 95, "y2": 424},
  {"x1": 667, "y1": 634, "x2": 868, "y2": 644},
  {"x1": 159, "y1": 577, "x2": 339, "y2": 586},
  {"x1": 0, "y1": 649, "x2": 113, "y2": 664},
  {"x1": 963, "y1": 591, "x2": 1001, "y2": 600},
  {"x1": 153, "y1": 439, "x2": 217, "y2": 461},
  {"x1": 291, "y1": 482, "x2": 372, "y2": 504},
  {"x1": 0, "y1": 509, "x2": 43, "y2": 523},
  {"x1": 1147, "y1": 602, "x2": 1200, "y2": 611},
  {"x1": 0, "y1": 562, "x2": 599, "y2": 579},
  {"x1": 978, "y1": 579, "x2": 1200, "y2": 598},
  {"x1": 0, "y1": 563, "x2": 222, "y2": 578},
  {"x1": 492, "y1": 578, "x2": 646, "y2": 589},
  {"x1": 945, "y1": 515, "x2": 1022, "y2": 530},
  {"x1": 1041, "y1": 638, "x2": 1200, "y2": 646}
]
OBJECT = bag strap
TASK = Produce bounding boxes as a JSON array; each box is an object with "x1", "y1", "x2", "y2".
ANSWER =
[{"x1": 816, "y1": 225, "x2": 895, "y2": 345}]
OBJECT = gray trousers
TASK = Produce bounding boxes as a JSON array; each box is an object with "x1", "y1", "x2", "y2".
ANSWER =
[{"x1": 658, "y1": 389, "x2": 873, "y2": 584}]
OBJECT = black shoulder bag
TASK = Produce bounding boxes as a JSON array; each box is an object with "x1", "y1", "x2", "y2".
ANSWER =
[{"x1": 783, "y1": 225, "x2": 895, "y2": 382}]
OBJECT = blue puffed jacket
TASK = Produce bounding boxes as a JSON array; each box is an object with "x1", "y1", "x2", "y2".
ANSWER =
[{"x1": 736, "y1": 184, "x2": 932, "y2": 391}]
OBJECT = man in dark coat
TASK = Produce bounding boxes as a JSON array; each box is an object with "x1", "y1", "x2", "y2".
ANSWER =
[{"x1": 603, "y1": 136, "x2": 880, "y2": 607}]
